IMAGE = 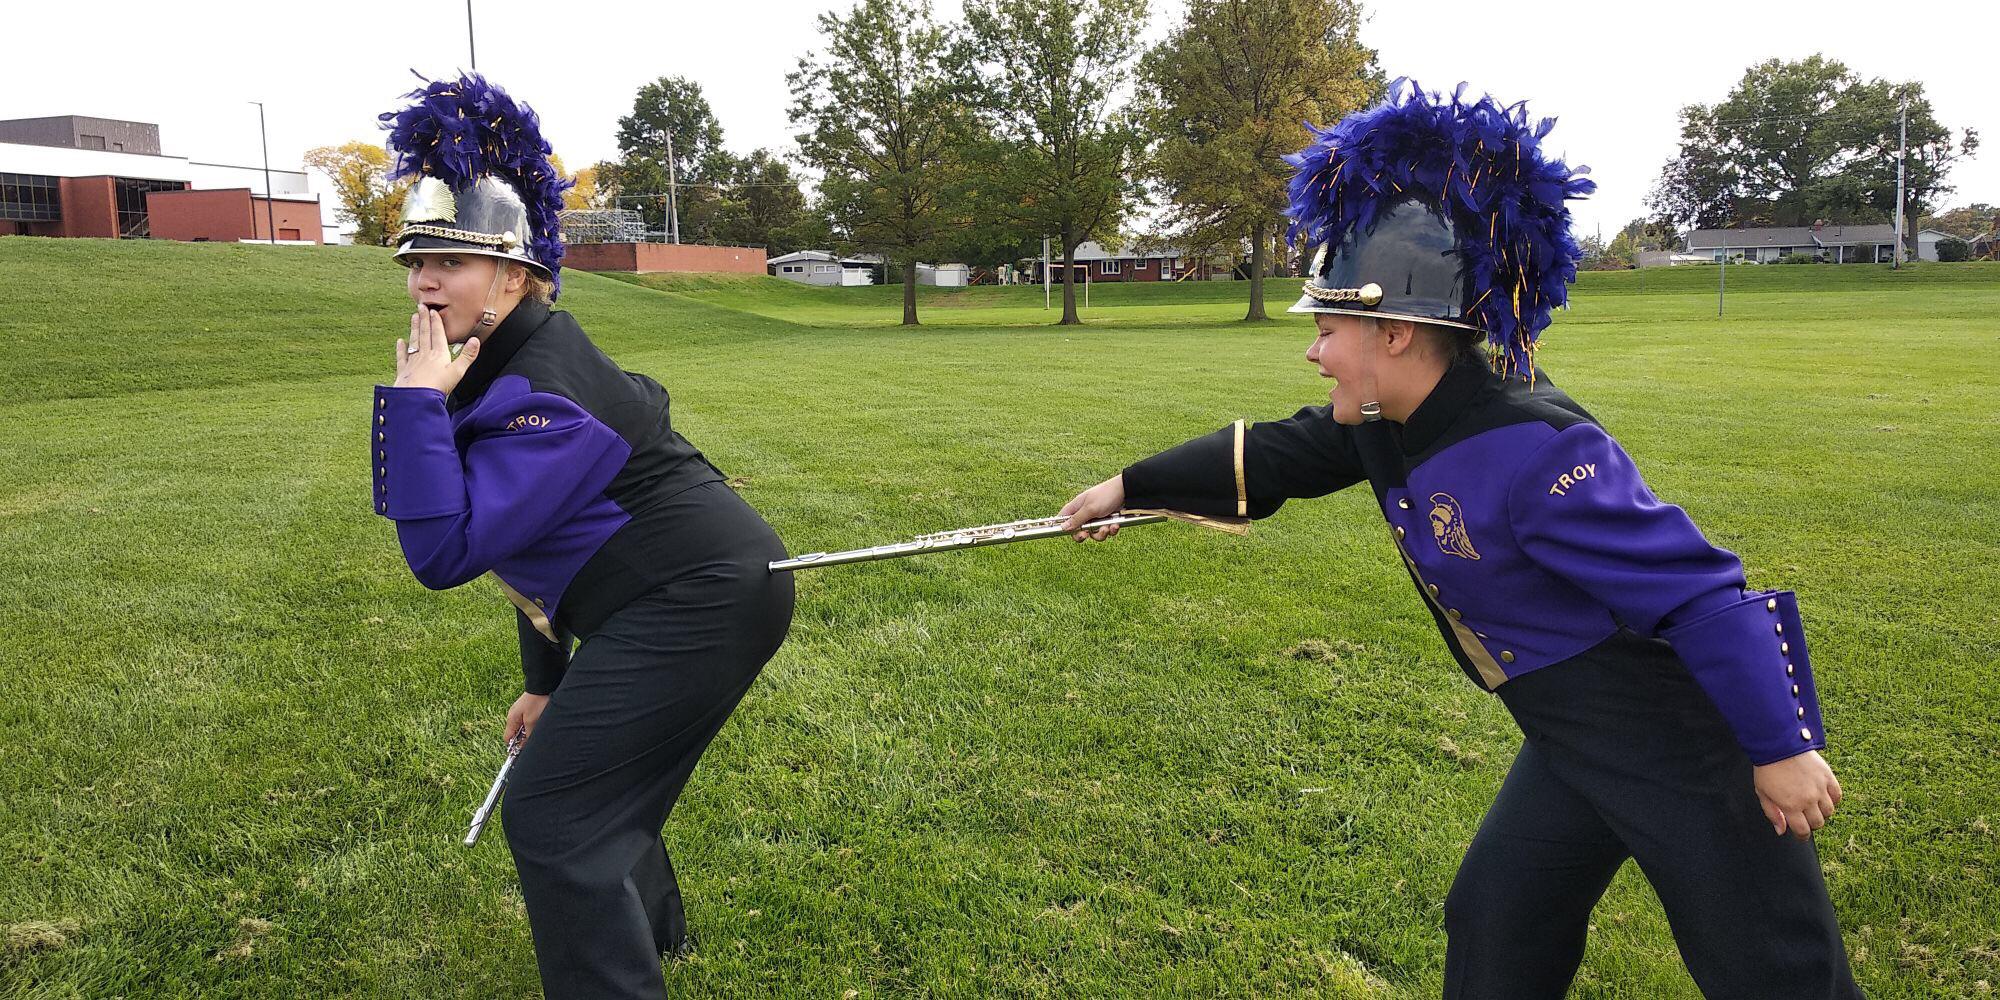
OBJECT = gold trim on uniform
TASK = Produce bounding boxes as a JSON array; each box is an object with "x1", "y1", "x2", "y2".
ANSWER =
[
  {"x1": 1390, "y1": 526, "x2": 1509, "y2": 689},
  {"x1": 1125, "y1": 508, "x2": 1251, "y2": 536},
  {"x1": 489, "y1": 572, "x2": 558, "y2": 642},
  {"x1": 1231, "y1": 419, "x2": 1248, "y2": 518}
]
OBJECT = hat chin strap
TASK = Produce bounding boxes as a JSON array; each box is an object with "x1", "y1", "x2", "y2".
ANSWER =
[
  {"x1": 1357, "y1": 327, "x2": 1386, "y2": 423},
  {"x1": 476, "y1": 264, "x2": 510, "y2": 328}
]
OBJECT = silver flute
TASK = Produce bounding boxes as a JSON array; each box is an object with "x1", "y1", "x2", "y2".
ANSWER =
[
  {"x1": 464, "y1": 732, "x2": 526, "y2": 847},
  {"x1": 770, "y1": 510, "x2": 1247, "y2": 572}
]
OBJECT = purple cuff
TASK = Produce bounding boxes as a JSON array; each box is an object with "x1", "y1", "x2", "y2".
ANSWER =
[
  {"x1": 1662, "y1": 589, "x2": 1825, "y2": 764},
  {"x1": 371, "y1": 386, "x2": 466, "y2": 520}
]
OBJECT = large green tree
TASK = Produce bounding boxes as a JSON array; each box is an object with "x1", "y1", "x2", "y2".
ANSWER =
[
  {"x1": 705, "y1": 149, "x2": 819, "y2": 256},
  {"x1": 1648, "y1": 55, "x2": 1978, "y2": 246},
  {"x1": 790, "y1": 0, "x2": 977, "y2": 325},
  {"x1": 1136, "y1": 0, "x2": 1379, "y2": 320},
  {"x1": 965, "y1": 0, "x2": 1146, "y2": 325},
  {"x1": 608, "y1": 77, "x2": 730, "y2": 239}
]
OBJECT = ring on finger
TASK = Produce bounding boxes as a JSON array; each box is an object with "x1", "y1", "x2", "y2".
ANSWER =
[{"x1": 406, "y1": 344, "x2": 421, "y2": 354}]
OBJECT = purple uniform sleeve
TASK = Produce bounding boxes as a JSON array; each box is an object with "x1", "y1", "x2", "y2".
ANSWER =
[
  {"x1": 1508, "y1": 422, "x2": 1824, "y2": 764},
  {"x1": 372, "y1": 384, "x2": 630, "y2": 590}
]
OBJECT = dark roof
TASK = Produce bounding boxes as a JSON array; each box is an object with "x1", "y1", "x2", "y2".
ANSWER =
[
  {"x1": 1687, "y1": 224, "x2": 1900, "y2": 249},
  {"x1": 1811, "y1": 224, "x2": 1899, "y2": 246},
  {"x1": 1687, "y1": 227, "x2": 1817, "y2": 249}
]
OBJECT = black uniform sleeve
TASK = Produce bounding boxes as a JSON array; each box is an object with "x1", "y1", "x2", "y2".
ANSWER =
[
  {"x1": 517, "y1": 609, "x2": 573, "y2": 695},
  {"x1": 1122, "y1": 405, "x2": 1364, "y2": 519}
]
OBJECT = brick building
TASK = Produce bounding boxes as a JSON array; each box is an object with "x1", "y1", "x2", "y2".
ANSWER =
[
  {"x1": 1026, "y1": 240, "x2": 1217, "y2": 282},
  {"x1": 0, "y1": 115, "x2": 322, "y2": 243}
]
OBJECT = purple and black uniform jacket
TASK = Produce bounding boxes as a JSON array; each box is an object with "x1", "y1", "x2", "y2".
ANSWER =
[
  {"x1": 1121, "y1": 358, "x2": 1825, "y2": 766},
  {"x1": 370, "y1": 300, "x2": 726, "y2": 695}
]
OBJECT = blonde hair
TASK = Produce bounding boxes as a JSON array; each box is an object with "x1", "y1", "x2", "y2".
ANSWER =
[{"x1": 517, "y1": 265, "x2": 555, "y2": 305}]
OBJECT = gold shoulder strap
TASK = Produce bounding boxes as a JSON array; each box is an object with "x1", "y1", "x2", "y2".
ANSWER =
[{"x1": 1232, "y1": 419, "x2": 1248, "y2": 517}]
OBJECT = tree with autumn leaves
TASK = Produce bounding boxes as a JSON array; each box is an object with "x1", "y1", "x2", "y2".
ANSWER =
[{"x1": 302, "y1": 142, "x2": 408, "y2": 247}]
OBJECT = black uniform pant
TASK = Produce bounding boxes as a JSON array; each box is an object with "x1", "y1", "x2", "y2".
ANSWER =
[
  {"x1": 502, "y1": 485, "x2": 793, "y2": 1000},
  {"x1": 1444, "y1": 641, "x2": 1862, "y2": 999}
]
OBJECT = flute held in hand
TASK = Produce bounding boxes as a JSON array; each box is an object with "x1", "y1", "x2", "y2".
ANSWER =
[
  {"x1": 770, "y1": 509, "x2": 1247, "y2": 572},
  {"x1": 464, "y1": 732, "x2": 526, "y2": 847}
]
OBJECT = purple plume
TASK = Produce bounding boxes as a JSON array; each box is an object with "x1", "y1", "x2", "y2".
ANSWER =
[
  {"x1": 1284, "y1": 79, "x2": 1595, "y2": 376},
  {"x1": 380, "y1": 71, "x2": 574, "y2": 298}
]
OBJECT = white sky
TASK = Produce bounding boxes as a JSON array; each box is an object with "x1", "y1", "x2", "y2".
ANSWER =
[{"x1": 3, "y1": 0, "x2": 1993, "y2": 239}]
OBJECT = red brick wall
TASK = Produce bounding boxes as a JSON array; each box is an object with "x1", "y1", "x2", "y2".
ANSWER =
[
  {"x1": 147, "y1": 188, "x2": 255, "y2": 242},
  {"x1": 564, "y1": 242, "x2": 767, "y2": 274},
  {"x1": 57, "y1": 176, "x2": 117, "y2": 238},
  {"x1": 250, "y1": 196, "x2": 323, "y2": 243}
]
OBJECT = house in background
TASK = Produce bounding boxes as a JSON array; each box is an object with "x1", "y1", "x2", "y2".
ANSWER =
[
  {"x1": 1916, "y1": 228, "x2": 1959, "y2": 262},
  {"x1": 769, "y1": 250, "x2": 878, "y2": 286},
  {"x1": 1685, "y1": 221, "x2": 1901, "y2": 264},
  {"x1": 0, "y1": 115, "x2": 322, "y2": 243},
  {"x1": 1026, "y1": 241, "x2": 1216, "y2": 283},
  {"x1": 915, "y1": 262, "x2": 968, "y2": 286}
]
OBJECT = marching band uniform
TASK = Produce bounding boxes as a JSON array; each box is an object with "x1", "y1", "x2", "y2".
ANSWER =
[
  {"x1": 370, "y1": 74, "x2": 793, "y2": 999},
  {"x1": 1118, "y1": 83, "x2": 1861, "y2": 998}
]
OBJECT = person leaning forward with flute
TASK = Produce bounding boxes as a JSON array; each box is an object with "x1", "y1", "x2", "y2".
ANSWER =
[
  {"x1": 1057, "y1": 82, "x2": 1862, "y2": 1000},
  {"x1": 370, "y1": 74, "x2": 793, "y2": 999}
]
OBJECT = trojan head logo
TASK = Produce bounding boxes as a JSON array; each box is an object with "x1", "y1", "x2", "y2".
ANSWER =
[{"x1": 1428, "y1": 492, "x2": 1480, "y2": 560}]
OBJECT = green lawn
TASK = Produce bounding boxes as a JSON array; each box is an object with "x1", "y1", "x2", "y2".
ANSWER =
[{"x1": 3, "y1": 238, "x2": 1996, "y2": 998}]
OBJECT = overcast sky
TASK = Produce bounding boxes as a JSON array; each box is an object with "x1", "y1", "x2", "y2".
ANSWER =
[{"x1": 4, "y1": 0, "x2": 1993, "y2": 240}]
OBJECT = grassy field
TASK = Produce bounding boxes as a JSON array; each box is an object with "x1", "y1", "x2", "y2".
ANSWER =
[{"x1": 2, "y1": 237, "x2": 1996, "y2": 998}]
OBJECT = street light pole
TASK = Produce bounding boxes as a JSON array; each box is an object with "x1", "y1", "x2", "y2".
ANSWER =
[{"x1": 250, "y1": 101, "x2": 275, "y2": 244}]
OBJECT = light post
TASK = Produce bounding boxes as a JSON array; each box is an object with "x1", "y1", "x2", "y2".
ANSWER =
[{"x1": 249, "y1": 101, "x2": 275, "y2": 244}]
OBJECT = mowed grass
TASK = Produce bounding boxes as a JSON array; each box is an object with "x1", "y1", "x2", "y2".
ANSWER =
[{"x1": 1, "y1": 237, "x2": 1996, "y2": 998}]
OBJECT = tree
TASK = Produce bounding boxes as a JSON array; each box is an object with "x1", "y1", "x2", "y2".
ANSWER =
[
  {"x1": 706, "y1": 149, "x2": 817, "y2": 256},
  {"x1": 1919, "y1": 202, "x2": 1997, "y2": 237},
  {"x1": 1648, "y1": 55, "x2": 1978, "y2": 242},
  {"x1": 966, "y1": 0, "x2": 1147, "y2": 325},
  {"x1": 610, "y1": 77, "x2": 730, "y2": 238},
  {"x1": 303, "y1": 141, "x2": 408, "y2": 246},
  {"x1": 790, "y1": 0, "x2": 978, "y2": 324},
  {"x1": 1616, "y1": 216, "x2": 1677, "y2": 252},
  {"x1": 1136, "y1": 0, "x2": 1380, "y2": 320},
  {"x1": 1599, "y1": 232, "x2": 1636, "y2": 269},
  {"x1": 563, "y1": 161, "x2": 614, "y2": 211}
]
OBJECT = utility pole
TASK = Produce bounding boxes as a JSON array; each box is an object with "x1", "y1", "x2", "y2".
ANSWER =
[
  {"x1": 250, "y1": 101, "x2": 275, "y2": 244},
  {"x1": 1893, "y1": 97, "x2": 1908, "y2": 269},
  {"x1": 1718, "y1": 245, "x2": 1726, "y2": 317},
  {"x1": 664, "y1": 130, "x2": 680, "y2": 244},
  {"x1": 1042, "y1": 235, "x2": 1050, "y2": 309}
]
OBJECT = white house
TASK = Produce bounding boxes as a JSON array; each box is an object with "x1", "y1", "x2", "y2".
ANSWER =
[
  {"x1": 1685, "y1": 222, "x2": 1902, "y2": 264},
  {"x1": 768, "y1": 250, "x2": 877, "y2": 286},
  {"x1": 1916, "y1": 228, "x2": 1958, "y2": 262}
]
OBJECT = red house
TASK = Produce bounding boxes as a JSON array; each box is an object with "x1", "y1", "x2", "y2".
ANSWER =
[{"x1": 1028, "y1": 240, "x2": 1218, "y2": 282}]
